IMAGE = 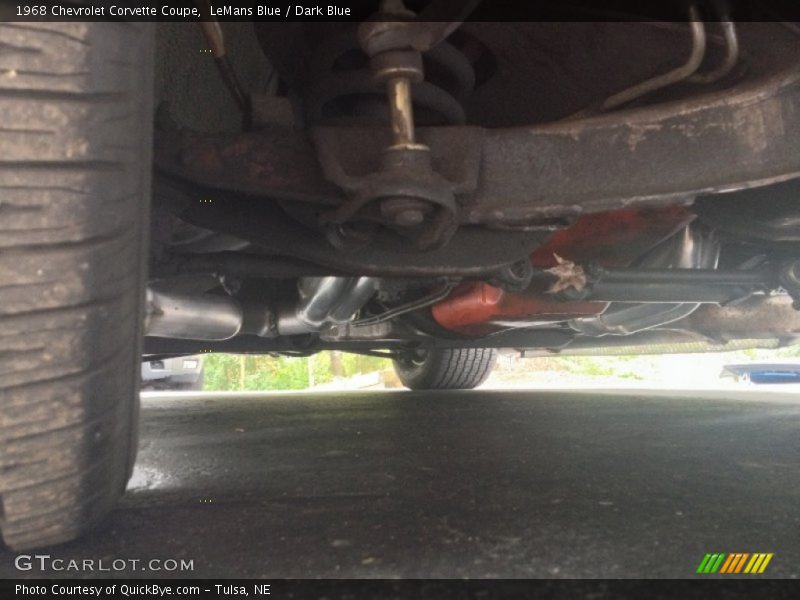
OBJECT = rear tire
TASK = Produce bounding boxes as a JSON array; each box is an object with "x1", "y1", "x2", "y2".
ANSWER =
[
  {"x1": 392, "y1": 348, "x2": 497, "y2": 390},
  {"x1": 0, "y1": 23, "x2": 154, "y2": 549}
]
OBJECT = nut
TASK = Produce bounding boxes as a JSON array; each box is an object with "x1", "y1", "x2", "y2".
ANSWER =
[{"x1": 380, "y1": 196, "x2": 428, "y2": 226}]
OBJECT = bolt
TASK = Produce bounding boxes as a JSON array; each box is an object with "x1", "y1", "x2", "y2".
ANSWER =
[
  {"x1": 381, "y1": 197, "x2": 428, "y2": 227},
  {"x1": 394, "y1": 208, "x2": 425, "y2": 226}
]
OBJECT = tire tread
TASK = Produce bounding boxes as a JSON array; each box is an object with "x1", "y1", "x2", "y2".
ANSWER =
[
  {"x1": 0, "y1": 23, "x2": 153, "y2": 550},
  {"x1": 393, "y1": 348, "x2": 498, "y2": 390}
]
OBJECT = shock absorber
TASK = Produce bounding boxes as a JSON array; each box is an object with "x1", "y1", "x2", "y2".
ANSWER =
[
  {"x1": 359, "y1": 3, "x2": 436, "y2": 228},
  {"x1": 306, "y1": 2, "x2": 475, "y2": 249},
  {"x1": 305, "y1": 22, "x2": 473, "y2": 126}
]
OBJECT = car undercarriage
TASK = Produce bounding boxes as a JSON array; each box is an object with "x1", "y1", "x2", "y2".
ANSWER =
[
  {"x1": 144, "y1": 8, "x2": 800, "y2": 370},
  {"x1": 4, "y1": 0, "x2": 800, "y2": 553}
]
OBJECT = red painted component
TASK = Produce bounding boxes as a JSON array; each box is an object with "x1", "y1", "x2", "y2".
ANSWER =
[
  {"x1": 431, "y1": 206, "x2": 695, "y2": 334},
  {"x1": 431, "y1": 281, "x2": 601, "y2": 336},
  {"x1": 529, "y1": 205, "x2": 695, "y2": 268}
]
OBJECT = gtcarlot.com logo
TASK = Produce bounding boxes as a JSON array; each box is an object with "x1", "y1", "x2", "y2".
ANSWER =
[
  {"x1": 696, "y1": 552, "x2": 773, "y2": 574},
  {"x1": 14, "y1": 554, "x2": 194, "y2": 573}
]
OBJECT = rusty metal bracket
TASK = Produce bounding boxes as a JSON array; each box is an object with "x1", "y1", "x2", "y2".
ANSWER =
[
  {"x1": 311, "y1": 126, "x2": 482, "y2": 250},
  {"x1": 328, "y1": 3, "x2": 473, "y2": 249}
]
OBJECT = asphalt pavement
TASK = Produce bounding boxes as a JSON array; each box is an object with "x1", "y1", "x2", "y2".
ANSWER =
[{"x1": 2, "y1": 388, "x2": 800, "y2": 578}]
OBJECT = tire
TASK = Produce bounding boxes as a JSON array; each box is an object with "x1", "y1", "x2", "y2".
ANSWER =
[
  {"x1": 0, "y1": 23, "x2": 154, "y2": 550},
  {"x1": 392, "y1": 348, "x2": 498, "y2": 390}
]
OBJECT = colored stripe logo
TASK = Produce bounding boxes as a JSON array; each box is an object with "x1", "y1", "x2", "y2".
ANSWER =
[{"x1": 696, "y1": 553, "x2": 773, "y2": 574}]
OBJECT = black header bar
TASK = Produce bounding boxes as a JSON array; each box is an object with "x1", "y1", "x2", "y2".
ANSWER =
[{"x1": 1, "y1": 0, "x2": 800, "y2": 22}]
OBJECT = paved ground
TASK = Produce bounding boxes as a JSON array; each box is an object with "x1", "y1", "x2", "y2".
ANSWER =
[{"x1": 2, "y1": 388, "x2": 800, "y2": 579}]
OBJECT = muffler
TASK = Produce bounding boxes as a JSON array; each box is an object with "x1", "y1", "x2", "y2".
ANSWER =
[
  {"x1": 145, "y1": 288, "x2": 244, "y2": 341},
  {"x1": 144, "y1": 277, "x2": 377, "y2": 341}
]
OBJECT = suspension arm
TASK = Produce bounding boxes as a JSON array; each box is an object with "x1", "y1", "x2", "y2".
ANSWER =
[
  {"x1": 157, "y1": 52, "x2": 800, "y2": 231},
  {"x1": 550, "y1": 265, "x2": 785, "y2": 305}
]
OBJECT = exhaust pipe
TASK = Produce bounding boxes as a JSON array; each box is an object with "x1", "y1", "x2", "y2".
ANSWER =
[
  {"x1": 277, "y1": 277, "x2": 378, "y2": 335},
  {"x1": 144, "y1": 277, "x2": 377, "y2": 341}
]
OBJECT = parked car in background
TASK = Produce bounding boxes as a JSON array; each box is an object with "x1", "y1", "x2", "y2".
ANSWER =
[
  {"x1": 141, "y1": 356, "x2": 204, "y2": 391},
  {"x1": 721, "y1": 362, "x2": 800, "y2": 386}
]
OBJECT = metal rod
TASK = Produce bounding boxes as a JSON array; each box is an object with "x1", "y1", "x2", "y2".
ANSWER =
[
  {"x1": 565, "y1": 6, "x2": 706, "y2": 119},
  {"x1": 198, "y1": 19, "x2": 225, "y2": 57},
  {"x1": 542, "y1": 266, "x2": 775, "y2": 304},
  {"x1": 213, "y1": 57, "x2": 249, "y2": 113},
  {"x1": 387, "y1": 77, "x2": 416, "y2": 146},
  {"x1": 193, "y1": 0, "x2": 249, "y2": 114},
  {"x1": 585, "y1": 283, "x2": 760, "y2": 304},
  {"x1": 596, "y1": 268, "x2": 770, "y2": 286},
  {"x1": 599, "y1": 6, "x2": 706, "y2": 111},
  {"x1": 352, "y1": 282, "x2": 457, "y2": 327},
  {"x1": 689, "y1": 19, "x2": 738, "y2": 83}
]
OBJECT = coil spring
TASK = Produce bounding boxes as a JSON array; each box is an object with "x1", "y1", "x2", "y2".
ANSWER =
[{"x1": 305, "y1": 26, "x2": 476, "y2": 127}]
